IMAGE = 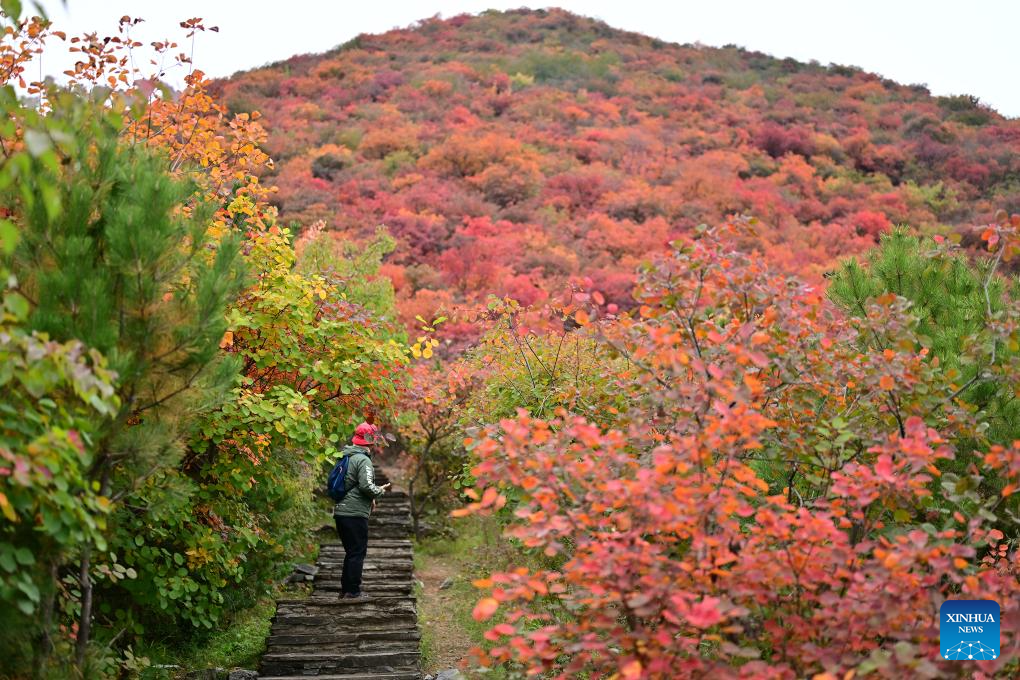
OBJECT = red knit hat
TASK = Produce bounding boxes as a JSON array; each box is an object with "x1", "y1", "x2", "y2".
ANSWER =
[{"x1": 352, "y1": 422, "x2": 379, "y2": 446}]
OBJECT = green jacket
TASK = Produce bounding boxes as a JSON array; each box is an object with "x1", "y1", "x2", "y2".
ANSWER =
[{"x1": 332, "y1": 445, "x2": 386, "y2": 518}]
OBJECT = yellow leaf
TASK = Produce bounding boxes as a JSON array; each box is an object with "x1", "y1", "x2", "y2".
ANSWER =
[
  {"x1": 0, "y1": 493, "x2": 17, "y2": 522},
  {"x1": 422, "y1": 347, "x2": 433, "y2": 359}
]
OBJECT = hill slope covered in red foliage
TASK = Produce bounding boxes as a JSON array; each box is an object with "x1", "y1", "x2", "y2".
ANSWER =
[{"x1": 217, "y1": 8, "x2": 1020, "y2": 330}]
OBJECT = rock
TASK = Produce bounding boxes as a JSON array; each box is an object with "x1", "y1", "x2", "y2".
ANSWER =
[
  {"x1": 438, "y1": 577, "x2": 454, "y2": 590},
  {"x1": 435, "y1": 670, "x2": 465, "y2": 680},
  {"x1": 293, "y1": 563, "x2": 317, "y2": 576},
  {"x1": 228, "y1": 670, "x2": 259, "y2": 680},
  {"x1": 186, "y1": 669, "x2": 226, "y2": 680}
]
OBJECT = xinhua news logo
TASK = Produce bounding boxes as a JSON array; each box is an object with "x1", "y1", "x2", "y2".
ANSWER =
[{"x1": 940, "y1": 599, "x2": 1000, "y2": 661}]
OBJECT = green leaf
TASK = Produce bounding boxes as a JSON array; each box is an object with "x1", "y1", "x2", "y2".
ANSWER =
[
  {"x1": 0, "y1": 219, "x2": 18, "y2": 255},
  {"x1": 1, "y1": 0, "x2": 23, "y2": 22},
  {"x1": 14, "y1": 547, "x2": 34, "y2": 566},
  {"x1": 17, "y1": 579, "x2": 39, "y2": 602},
  {"x1": 3, "y1": 291, "x2": 29, "y2": 321}
]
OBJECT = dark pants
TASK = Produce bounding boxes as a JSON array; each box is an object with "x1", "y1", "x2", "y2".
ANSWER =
[{"x1": 335, "y1": 515, "x2": 369, "y2": 595}]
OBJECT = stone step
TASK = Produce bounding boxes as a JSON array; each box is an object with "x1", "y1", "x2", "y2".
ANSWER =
[
  {"x1": 261, "y1": 649, "x2": 420, "y2": 676},
  {"x1": 315, "y1": 555, "x2": 409, "y2": 561},
  {"x1": 312, "y1": 583, "x2": 413, "y2": 597},
  {"x1": 314, "y1": 569, "x2": 414, "y2": 579},
  {"x1": 319, "y1": 548, "x2": 413, "y2": 555},
  {"x1": 270, "y1": 599, "x2": 418, "y2": 631},
  {"x1": 315, "y1": 572, "x2": 414, "y2": 583},
  {"x1": 269, "y1": 621, "x2": 420, "y2": 637},
  {"x1": 267, "y1": 635, "x2": 420, "y2": 655},
  {"x1": 317, "y1": 559, "x2": 413, "y2": 568},
  {"x1": 319, "y1": 547, "x2": 413, "y2": 556},
  {"x1": 269, "y1": 632, "x2": 420, "y2": 648},
  {"x1": 318, "y1": 553, "x2": 414, "y2": 562},
  {"x1": 274, "y1": 596, "x2": 416, "y2": 613},
  {"x1": 319, "y1": 541, "x2": 412, "y2": 550},
  {"x1": 359, "y1": 531, "x2": 412, "y2": 540},
  {"x1": 260, "y1": 670, "x2": 421, "y2": 680}
]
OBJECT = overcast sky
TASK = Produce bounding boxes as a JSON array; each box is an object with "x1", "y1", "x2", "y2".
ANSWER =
[{"x1": 29, "y1": 0, "x2": 1020, "y2": 117}]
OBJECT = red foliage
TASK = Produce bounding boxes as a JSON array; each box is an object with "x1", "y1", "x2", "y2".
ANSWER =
[
  {"x1": 459, "y1": 220, "x2": 1020, "y2": 678},
  {"x1": 217, "y1": 9, "x2": 1020, "y2": 338}
]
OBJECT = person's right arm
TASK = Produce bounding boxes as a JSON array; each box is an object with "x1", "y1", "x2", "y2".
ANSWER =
[{"x1": 356, "y1": 457, "x2": 389, "y2": 499}]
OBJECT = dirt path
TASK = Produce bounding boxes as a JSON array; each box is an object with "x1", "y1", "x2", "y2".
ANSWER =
[
  {"x1": 382, "y1": 460, "x2": 477, "y2": 675},
  {"x1": 415, "y1": 550, "x2": 475, "y2": 674}
]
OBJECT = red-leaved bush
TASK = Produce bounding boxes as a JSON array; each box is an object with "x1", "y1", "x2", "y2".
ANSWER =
[{"x1": 459, "y1": 218, "x2": 1020, "y2": 678}]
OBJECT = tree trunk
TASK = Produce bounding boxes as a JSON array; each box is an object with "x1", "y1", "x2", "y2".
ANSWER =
[
  {"x1": 33, "y1": 560, "x2": 59, "y2": 677},
  {"x1": 409, "y1": 439, "x2": 433, "y2": 541},
  {"x1": 76, "y1": 461, "x2": 111, "y2": 671},
  {"x1": 74, "y1": 542, "x2": 93, "y2": 670}
]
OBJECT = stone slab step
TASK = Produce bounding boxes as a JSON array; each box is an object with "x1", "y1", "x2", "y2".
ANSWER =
[
  {"x1": 316, "y1": 561, "x2": 413, "y2": 571},
  {"x1": 269, "y1": 632, "x2": 420, "y2": 648},
  {"x1": 261, "y1": 650, "x2": 420, "y2": 675},
  {"x1": 267, "y1": 638, "x2": 420, "y2": 655},
  {"x1": 312, "y1": 585, "x2": 413, "y2": 597},
  {"x1": 260, "y1": 670, "x2": 421, "y2": 680}
]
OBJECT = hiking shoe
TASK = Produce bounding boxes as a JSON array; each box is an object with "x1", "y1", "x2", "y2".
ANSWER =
[{"x1": 344, "y1": 591, "x2": 365, "y2": 599}]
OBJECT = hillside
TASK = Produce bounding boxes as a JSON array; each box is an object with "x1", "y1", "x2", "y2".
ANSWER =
[{"x1": 217, "y1": 8, "x2": 1020, "y2": 330}]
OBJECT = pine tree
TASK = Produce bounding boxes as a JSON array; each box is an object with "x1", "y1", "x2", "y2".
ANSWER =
[
  {"x1": 829, "y1": 227, "x2": 1020, "y2": 475},
  {"x1": 4, "y1": 90, "x2": 246, "y2": 667}
]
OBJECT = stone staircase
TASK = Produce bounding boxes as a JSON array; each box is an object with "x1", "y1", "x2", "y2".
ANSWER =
[{"x1": 260, "y1": 470, "x2": 422, "y2": 679}]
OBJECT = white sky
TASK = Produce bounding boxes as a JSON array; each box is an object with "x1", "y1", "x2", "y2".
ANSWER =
[{"x1": 27, "y1": 0, "x2": 1020, "y2": 118}]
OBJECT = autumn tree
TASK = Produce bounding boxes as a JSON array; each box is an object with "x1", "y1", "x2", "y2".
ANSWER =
[{"x1": 394, "y1": 360, "x2": 476, "y2": 538}]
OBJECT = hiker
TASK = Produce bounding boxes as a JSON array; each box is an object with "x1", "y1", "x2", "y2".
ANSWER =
[{"x1": 333, "y1": 422, "x2": 390, "y2": 598}]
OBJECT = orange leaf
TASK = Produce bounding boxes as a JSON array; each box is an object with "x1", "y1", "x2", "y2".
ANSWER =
[
  {"x1": 575, "y1": 309, "x2": 590, "y2": 326},
  {"x1": 481, "y1": 487, "x2": 499, "y2": 507},
  {"x1": 472, "y1": 597, "x2": 499, "y2": 622},
  {"x1": 879, "y1": 375, "x2": 894, "y2": 390},
  {"x1": 621, "y1": 660, "x2": 642, "y2": 680},
  {"x1": 219, "y1": 330, "x2": 234, "y2": 349}
]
